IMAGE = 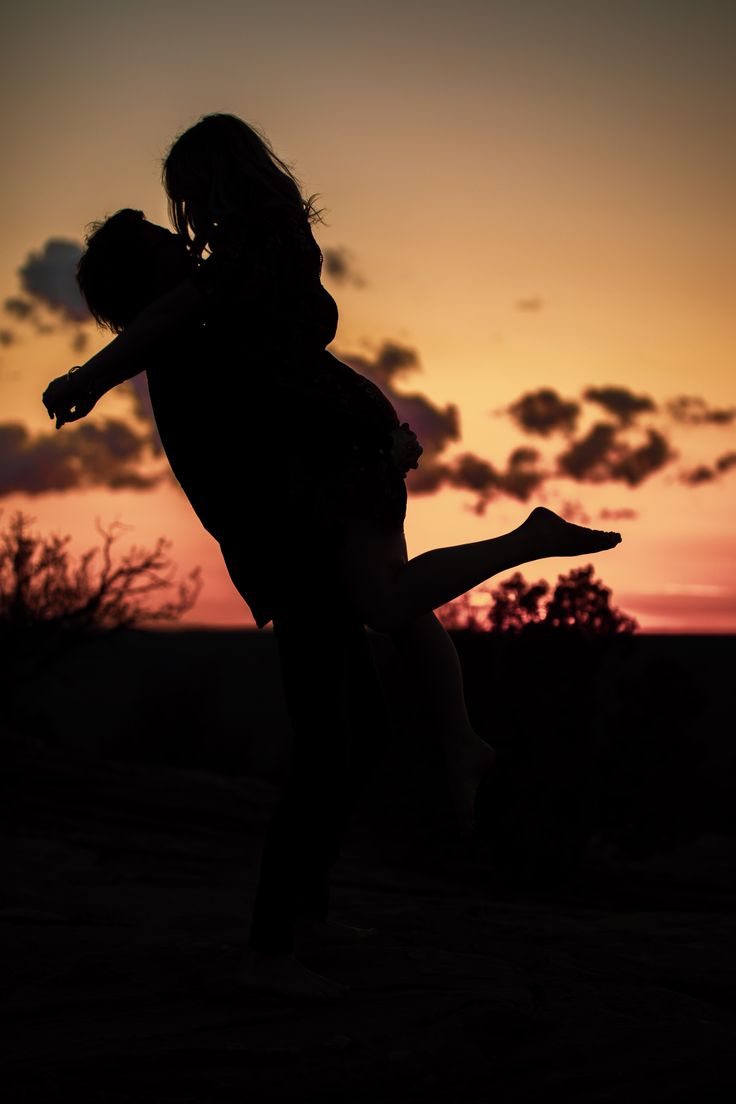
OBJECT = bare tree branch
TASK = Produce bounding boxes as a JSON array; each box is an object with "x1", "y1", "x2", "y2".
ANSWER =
[{"x1": 0, "y1": 510, "x2": 202, "y2": 646}]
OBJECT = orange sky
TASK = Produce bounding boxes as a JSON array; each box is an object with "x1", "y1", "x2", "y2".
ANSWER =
[{"x1": 1, "y1": 1, "x2": 735, "y2": 631}]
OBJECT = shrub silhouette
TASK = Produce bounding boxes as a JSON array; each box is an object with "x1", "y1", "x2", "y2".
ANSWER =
[
  {"x1": 438, "y1": 564, "x2": 637, "y2": 635},
  {"x1": 1, "y1": 510, "x2": 201, "y2": 689}
]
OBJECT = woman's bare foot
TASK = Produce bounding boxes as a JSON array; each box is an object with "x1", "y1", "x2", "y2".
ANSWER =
[
  {"x1": 520, "y1": 506, "x2": 621, "y2": 558},
  {"x1": 447, "y1": 739, "x2": 496, "y2": 842},
  {"x1": 295, "y1": 917, "x2": 379, "y2": 945},
  {"x1": 238, "y1": 948, "x2": 349, "y2": 998}
]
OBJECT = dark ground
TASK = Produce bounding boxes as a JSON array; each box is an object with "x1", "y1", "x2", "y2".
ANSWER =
[{"x1": 2, "y1": 629, "x2": 735, "y2": 1102}]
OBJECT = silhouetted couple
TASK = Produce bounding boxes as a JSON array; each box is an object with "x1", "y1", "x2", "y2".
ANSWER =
[{"x1": 43, "y1": 113, "x2": 621, "y2": 998}]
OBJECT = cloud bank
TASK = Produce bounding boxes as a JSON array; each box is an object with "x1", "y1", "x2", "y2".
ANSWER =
[
  {"x1": 335, "y1": 340, "x2": 552, "y2": 511},
  {"x1": 667, "y1": 396, "x2": 736, "y2": 426},
  {"x1": 335, "y1": 340, "x2": 461, "y2": 482},
  {"x1": 18, "y1": 240, "x2": 89, "y2": 323},
  {"x1": 583, "y1": 386, "x2": 656, "y2": 426},
  {"x1": 0, "y1": 420, "x2": 162, "y2": 497},
  {"x1": 507, "y1": 388, "x2": 580, "y2": 437},
  {"x1": 557, "y1": 424, "x2": 674, "y2": 486},
  {"x1": 680, "y1": 451, "x2": 736, "y2": 485},
  {"x1": 3, "y1": 225, "x2": 733, "y2": 514},
  {"x1": 3, "y1": 238, "x2": 92, "y2": 353},
  {"x1": 499, "y1": 383, "x2": 736, "y2": 502}
]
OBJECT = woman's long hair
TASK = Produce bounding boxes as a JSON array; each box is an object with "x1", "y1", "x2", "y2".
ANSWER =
[{"x1": 163, "y1": 113, "x2": 322, "y2": 257}]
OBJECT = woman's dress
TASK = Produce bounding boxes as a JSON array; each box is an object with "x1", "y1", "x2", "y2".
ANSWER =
[{"x1": 186, "y1": 211, "x2": 420, "y2": 627}]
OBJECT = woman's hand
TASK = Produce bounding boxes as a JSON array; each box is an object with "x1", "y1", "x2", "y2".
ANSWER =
[
  {"x1": 42, "y1": 369, "x2": 101, "y2": 429},
  {"x1": 390, "y1": 422, "x2": 423, "y2": 473}
]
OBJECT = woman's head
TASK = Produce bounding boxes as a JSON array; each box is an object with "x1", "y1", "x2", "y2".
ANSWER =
[
  {"x1": 77, "y1": 209, "x2": 190, "y2": 332},
  {"x1": 162, "y1": 113, "x2": 321, "y2": 256}
]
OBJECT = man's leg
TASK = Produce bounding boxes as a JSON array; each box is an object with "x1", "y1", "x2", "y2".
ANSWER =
[
  {"x1": 247, "y1": 580, "x2": 391, "y2": 953},
  {"x1": 247, "y1": 600, "x2": 350, "y2": 953},
  {"x1": 294, "y1": 616, "x2": 393, "y2": 927}
]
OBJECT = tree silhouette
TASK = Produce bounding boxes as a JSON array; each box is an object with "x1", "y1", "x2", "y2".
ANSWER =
[
  {"x1": 437, "y1": 564, "x2": 637, "y2": 635},
  {"x1": 486, "y1": 572, "x2": 550, "y2": 634},
  {"x1": 543, "y1": 564, "x2": 637, "y2": 635}
]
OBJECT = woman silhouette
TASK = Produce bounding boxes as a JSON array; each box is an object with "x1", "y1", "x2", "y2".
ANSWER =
[{"x1": 43, "y1": 114, "x2": 621, "y2": 997}]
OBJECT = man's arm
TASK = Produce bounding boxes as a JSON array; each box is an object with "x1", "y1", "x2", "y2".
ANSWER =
[{"x1": 43, "y1": 277, "x2": 204, "y2": 428}]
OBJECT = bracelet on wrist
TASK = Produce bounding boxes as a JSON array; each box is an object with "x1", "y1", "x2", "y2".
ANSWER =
[{"x1": 66, "y1": 365, "x2": 97, "y2": 398}]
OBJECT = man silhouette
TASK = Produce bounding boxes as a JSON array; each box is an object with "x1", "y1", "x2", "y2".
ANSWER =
[{"x1": 75, "y1": 209, "x2": 388, "y2": 996}]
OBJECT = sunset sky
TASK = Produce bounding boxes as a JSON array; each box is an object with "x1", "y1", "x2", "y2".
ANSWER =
[{"x1": 1, "y1": 0, "x2": 734, "y2": 631}]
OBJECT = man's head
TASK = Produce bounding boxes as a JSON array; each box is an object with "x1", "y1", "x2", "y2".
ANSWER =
[{"x1": 77, "y1": 209, "x2": 191, "y2": 333}]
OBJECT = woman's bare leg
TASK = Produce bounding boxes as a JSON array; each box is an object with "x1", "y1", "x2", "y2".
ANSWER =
[
  {"x1": 390, "y1": 609, "x2": 495, "y2": 840},
  {"x1": 334, "y1": 506, "x2": 621, "y2": 635},
  {"x1": 371, "y1": 528, "x2": 495, "y2": 838},
  {"x1": 334, "y1": 506, "x2": 621, "y2": 837}
]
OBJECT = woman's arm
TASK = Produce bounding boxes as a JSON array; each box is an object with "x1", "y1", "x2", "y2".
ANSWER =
[{"x1": 42, "y1": 277, "x2": 204, "y2": 428}]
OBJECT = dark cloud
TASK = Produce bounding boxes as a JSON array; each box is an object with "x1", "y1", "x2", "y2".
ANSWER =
[
  {"x1": 322, "y1": 247, "x2": 366, "y2": 288},
  {"x1": 3, "y1": 297, "x2": 34, "y2": 321},
  {"x1": 556, "y1": 422, "x2": 616, "y2": 481},
  {"x1": 507, "y1": 388, "x2": 580, "y2": 437},
  {"x1": 515, "y1": 296, "x2": 544, "y2": 312},
  {"x1": 680, "y1": 450, "x2": 736, "y2": 486},
  {"x1": 333, "y1": 353, "x2": 694, "y2": 508},
  {"x1": 549, "y1": 502, "x2": 638, "y2": 528},
  {"x1": 350, "y1": 341, "x2": 423, "y2": 389},
  {"x1": 0, "y1": 329, "x2": 15, "y2": 347},
  {"x1": 445, "y1": 453, "x2": 497, "y2": 503},
  {"x1": 583, "y1": 386, "x2": 656, "y2": 426},
  {"x1": 0, "y1": 419, "x2": 162, "y2": 497},
  {"x1": 405, "y1": 459, "x2": 452, "y2": 494},
  {"x1": 666, "y1": 395, "x2": 736, "y2": 426},
  {"x1": 609, "y1": 428, "x2": 674, "y2": 486},
  {"x1": 502, "y1": 383, "x2": 732, "y2": 489},
  {"x1": 551, "y1": 501, "x2": 591, "y2": 525},
  {"x1": 426, "y1": 445, "x2": 545, "y2": 514},
  {"x1": 680, "y1": 464, "x2": 716, "y2": 486},
  {"x1": 557, "y1": 423, "x2": 675, "y2": 487},
  {"x1": 3, "y1": 240, "x2": 92, "y2": 352},
  {"x1": 334, "y1": 341, "x2": 550, "y2": 512},
  {"x1": 716, "y1": 451, "x2": 736, "y2": 473},
  {"x1": 498, "y1": 447, "x2": 546, "y2": 501},
  {"x1": 18, "y1": 239, "x2": 89, "y2": 323},
  {"x1": 599, "y1": 507, "x2": 639, "y2": 521},
  {"x1": 336, "y1": 340, "x2": 461, "y2": 470},
  {"x1": 557, "y1": 500, "x2": 592, "y2": 525},
  {"x1": 326, "y1": 358, "x2": 731, "y2": 505}
]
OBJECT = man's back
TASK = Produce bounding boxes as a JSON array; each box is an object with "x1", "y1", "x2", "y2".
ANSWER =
[{"x1": 144, "y1": 324, "x2": 267, "y2": 543}]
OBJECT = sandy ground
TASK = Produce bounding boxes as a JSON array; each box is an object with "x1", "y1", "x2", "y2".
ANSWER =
[{"x1": 3, "y1": 743, "x2": 735, "y2": 1104}]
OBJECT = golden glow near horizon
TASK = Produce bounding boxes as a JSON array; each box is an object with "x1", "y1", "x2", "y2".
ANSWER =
[{"x1": 1, "y1": 1, "x2": 735, "y2": 630}]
